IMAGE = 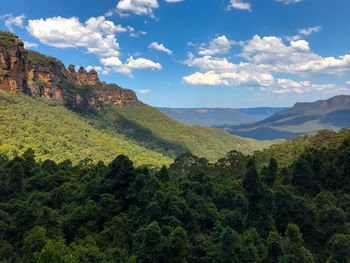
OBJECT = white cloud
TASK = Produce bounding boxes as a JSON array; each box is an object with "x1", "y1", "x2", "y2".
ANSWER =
[
  {"x1": 228, "y1": 0, "x2": 251, "y2": 11},
  {"x1": 137, "y1": 89, "x2": 151, "y2": 94},
  {"x1": 240, "y1": 35, "x2": 350, "y2": 76},
  {"x1": 129, "y1": 30, "x2": 147, "y2": 38},
  {"x1": 198, "y1": 35, "x2": 236, "y2": 56},
  {"x1": 126, "y1": 56, "x2": 162, "y2": 70},
  {"x1": 183, "y1": 70, "x2": 274, "y2": 87},
  {"x1": 183, "y1": 71, "x2": 336, "y2": 94},
  {"x1": 27, "y1": 16, "x2": 123, "y2": 57},
  {"x1": 298, "y1": 26, "x2": 322, "y2": 36},
  {"x1": 5, "y1": 14, "x2": 26, "y2": 32},
  {"x1": 100, "y1": 56, "x2": 123, "y2": 66},
  {"x1": 286, "y1": 26, "x2": 321, "y2": 42},
  {"x1": 28, "y1": 16, "x2": 162, "y2": 77},
  {"x1": 0, "y1": 14, "x2": 11, "y2": 20},
  {"x1": 183, "y1": 34, "x2": 350, "y2": 94},
  {"x1": 86, "y1": 66, "x2": 102, "y2": 73},
  {"x1": 23, "y1": 41, "x2": 38, "y2": 48},
  {"x1": 100, "y1": 56, "x2": 162, "y2": 77},
  {"x1": 276, "y1": 0, "x2": 303, "y2": 4},
  {"x1": 346, "y1": 81, "x2": 350, "y2": 86},
  {"x1": 116, "y1": 0, "x2": 159, "y2": 17},
  {"x1": 149, "y1": 41, "x2": 172, "y2": 55}
]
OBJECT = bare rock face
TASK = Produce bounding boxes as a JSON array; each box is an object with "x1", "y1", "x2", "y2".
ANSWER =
[
  {"x1": 0, "y1": 32, "x2": 139, "y2": 109},
  {"x1": 0, "y1": 34, "x2": 28, "y2": 94},
  {"x1": 68, "y1": 64, "x2": 77, "y2": 81},
  {"x1": 87, "y1": 69, "x2": 99, "y2": 85},
  {"x1": 77, "y1": 67, "x2": 88, "y2": 85},
  {"x1": 68, "y1": 66, "x2": 100, "y2": 86}
]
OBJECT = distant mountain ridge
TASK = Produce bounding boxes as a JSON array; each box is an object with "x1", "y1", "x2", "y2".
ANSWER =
[
  {"x1": 157, "y1": 107, "x2": 288, "y2": 126},
  {"x1": 218, "y1": 95, "x2": 350, "y2": 140}
]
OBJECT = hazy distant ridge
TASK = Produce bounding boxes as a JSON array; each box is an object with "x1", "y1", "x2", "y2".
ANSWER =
[{"x1": 157, "y1": 107, "x2": 288, "y2": 126}]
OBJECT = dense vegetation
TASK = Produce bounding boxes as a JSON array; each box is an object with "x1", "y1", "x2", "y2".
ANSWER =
[
  {"x1": 0, "y1": 93, "x2": 274, "y2": 165},
  {"x1": 220, "y1": 95, "x2": 350, "y2": 140},
  {"x1": 27, "y1": 50, "x2": 64, "y2": 69},
  {"x1": 0, "y1": 93, "x2": 171, "y2": 166},
  {"x1": 0, "y1": 130, "x2": 349, "y2": 262},
  {"x1": 0, "y1": 31, "x2": 19, "y2": 49},
  {"x1": 80, "y1": 104, "x2": 274, "y2": 161}
]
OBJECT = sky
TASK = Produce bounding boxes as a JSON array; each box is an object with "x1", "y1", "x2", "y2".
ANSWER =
[{"x1": 1, "y1": 0, "x2": 350, "y2": 108}]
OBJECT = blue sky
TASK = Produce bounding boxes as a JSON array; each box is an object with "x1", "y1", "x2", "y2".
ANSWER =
[{"x1": 1, "y1": 0, "x2": 350, "y2": 107}]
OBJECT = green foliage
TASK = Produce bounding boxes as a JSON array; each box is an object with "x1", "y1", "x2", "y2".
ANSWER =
[
  {"x1": 27, "y1": 50, "x2": 63, "y2": 68},
  {"x1": 84, "y1": 104, "x2": 274, "y2": 161},
  {"x1": 0, "y1": 129, "x2": 349, "y2": 262},
  {"x1": 0, "y1": 30, "x2": 18, "y2": 48},
  {"x1": 0, "y1": 93, "x2": 171, "y2": 166},
  {"x1": 0, "y1": 92, "x2": 276, "y2": 167},
  {"x1": 34, "y1": 239, "x2": 76, "y2": 263}
]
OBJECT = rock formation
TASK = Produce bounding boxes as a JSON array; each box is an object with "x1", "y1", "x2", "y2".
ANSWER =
[
  {"x1": 68, "y1": 65, "x2": 100, "y2": 86},
  {"x1": 0, "y1": 31, "x2": 139, "y2": 108}
]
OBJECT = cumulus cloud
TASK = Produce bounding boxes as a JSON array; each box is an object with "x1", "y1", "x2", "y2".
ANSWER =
[
  {"x1": 346, "y1": 81, "x2": 350, "y2": 86},
  {"x1": 228, "y1": 0, "x2": 251, "y2": 11},
  {"x1": 4, "y1": 14, "x2": 25, "y2": 32},
  {"x1": 137, "y1": 89, "x2": 151, "y2": 94},
  {"x1": 28, "y1": 16, "x2": 162, "y2": 77},
  {"x1": 23, "y1": 41, "x2": 38, "y2": 48},
  {"x1": 116, "y1": 0, "x2": 159, "y2": 17},
  {"x1": 298, "y1": 26, "x2": 322, "y2": 36},
  {"x1": 286, "y1": 26, "x2": 322, "y2": 42},
  {"x1": 129, "y1": 30, "x2": 147, "y2": 38},
  {"x1": 183, "y1": 70, "x2": 336, "y2": 94},
  {"x1": 276, "y1": 0, "x2": 303, "y2": 4},
  {"x1": 183, "y1": 70, "x2": 274, "y2": 87},
  {"x1": 126, "y1": 56, "x2": 162, "y2": 70},
  {"x1": 0, "y1": 14, "x2": 11, "y2": 20},
  {"x1": 149, "y1": 42, "x2": 172, "y2": 55},
  {"x1": 86, "y1": 66, "x2": 102, "y2": 73},
  {"x1": 100, "y1": 56, "x2": 162, "y2": 77},
  {"x1": 27, "y1": 16, "x2": 124, "y2": 57},
  {"x1": 198, "y1": 35, "x2": 236, "y2": 56},
  {"x1": 183, "y1": 34, "x2": 350, "y2": 94}
]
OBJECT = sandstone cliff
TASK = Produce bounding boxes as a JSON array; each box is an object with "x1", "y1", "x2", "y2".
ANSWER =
[{"x1": 0, "y1": 31, "x2": 139, "y2": 108}]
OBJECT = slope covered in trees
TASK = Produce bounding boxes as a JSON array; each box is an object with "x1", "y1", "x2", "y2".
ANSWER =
[
  {"x1": 0, "y1": 93, "x2": 171, "y2": 166},
  {"x1": 0, "y1": 130, "x2": 349, "y2": 262},
  {"x1": 0, "y1": 92, "x2": 274, "y2": 165}
]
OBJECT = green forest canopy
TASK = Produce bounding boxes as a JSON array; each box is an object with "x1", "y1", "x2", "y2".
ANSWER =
[{"x1": 0, "y1": 129, "x2": 349, "y2": 262}]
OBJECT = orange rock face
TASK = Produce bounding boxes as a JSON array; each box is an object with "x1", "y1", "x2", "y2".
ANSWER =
[
  {"x1": 0, "y1": 33, "x2": 139, "y2": 109},
  {"x1": 37, "y1": 72, "x2": 51, "y2": 83}
]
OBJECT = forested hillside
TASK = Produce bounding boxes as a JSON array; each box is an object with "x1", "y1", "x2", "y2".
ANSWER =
[
  {"x1": 0, "y1": 92, "x2": 274, "y2": 165},
  {"x1": 0, "y1": 130, "x2": 349, "y2": 262},
  {"x1": 0, "y1": 93, "x2": 171, "y2": 166}
]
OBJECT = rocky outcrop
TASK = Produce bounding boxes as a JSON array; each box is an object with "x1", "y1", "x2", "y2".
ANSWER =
[
  {"x1": 0, "y1": 32, "x2": 139, "y2": 108},
  {"x1": 68, "y1": 65, "x2": 100, "y2": 86},
  {"x1": 0, "y1": 34, "x2": 28, "y2": 94}
]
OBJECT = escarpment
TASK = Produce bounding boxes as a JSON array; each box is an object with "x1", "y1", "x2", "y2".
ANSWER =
[{"x1": 0, "y1": 31, "x2": 140, "y2": 109}]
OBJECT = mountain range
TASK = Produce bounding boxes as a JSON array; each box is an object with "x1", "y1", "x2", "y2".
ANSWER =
[
  {"x1": 0, "y1": 31, "x2": 274, "y2": 165},
  {"x1": 157, "y1": 107, "x2": 288, "y2": 126},
  {"x1": 217, "y1": 95, "x2": 350, "y2": 140}
]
